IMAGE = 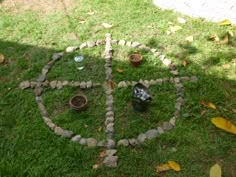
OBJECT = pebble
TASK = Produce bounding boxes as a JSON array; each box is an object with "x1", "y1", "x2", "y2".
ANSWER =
[
  {"x1": 54, "y1": 126, "x2": 64, "y2": 136},
  {"x1": 131, "y1": 42, "x2": 141, "y2": 48},
  {"x1": 138, "y1": 45, "x2": 150, "y2": 51},
  {"x1": 62, "y1": 80, "x2": 69, "y2": 86},
  {"x1": 105, "y1": 117, "x2": 114, "y2": 125},
  {"x1": 42, "y1": 68, "x2": 49, "y2": 75},
  {"x1": 132, "y1": 81, "x2": 137, "y2": 86},
  {"x1": 62, "y1": 130, "x2": 74, "y2": 138},
  {"x1": 106, "y1": 111, "x2": 114, "y2": 117},
  {"x1": 137, "y1": 133, "x2": 147, "y2": 143},
  {"x1": 111, "y1": 39, "x2": 118, "y2": 45},
  {"x1": 73, "y1": 82, "x2": 80, "y2": 87},
  {"x1": 87, "y1": 138, "x2": 97, "y2": 147},
  {"x1": 106, "y1": 106, "x2": 113, "y2": 112},
  {"x1": 50, "y1": 80, "x2": 57, "y2": 89},
  {"x1": 103, "y1": 156, "x2": 118, "y2": 168},
  {"x1": 97, "y1": 140, "x2": 106, "y2": 147},
  {"x1": 126, "y1": 41, "x2": 132, "y2": 46},
  {"x1": 95, "y1": 39, "x2": 104, "y2": 45},
  {"x1": 34, "y1": 86, "x2": 43, "y2": 96},
  {"x1": 106, "y1": 123, "x2": 114, "y2": 133},
  {"x1": 154, "y1": 52, "x2": 161, "y2": 57},
  {"x1": 180, "y1": 76, "x2": 190, "y2": 81},
  {"x1": 163, "y1": 122, "x2": 174, "y2": 130},
  {"x1": 128, "y1": 138, "x2": 138, "y2": 146},
  {"x1": 45, "y1": 120, "x2": 56, "y2": 130},
  {"x1": 118, "y1": 40, "x2": 126, "y2": 46},
  {"x1": 107, "y1": 139, "x2": 116, "y2": 149},
  {"x1": 42, "y1": 80, "x2": 49, "y2": 86},
  {"x1": 106, "y1": 149, "x2": 117, "y2": 156},
  {"x1": 79, "y1": 42, "x2": 88, "y2": 49},
  {"x1": 169, "y1": 117, "x2": 176, "y2": 126},
  {"x1": 150, "y1": 79, "x2": 157, "y2": 85},
  {"x1": 56, "y1": 81, "x2": 63, "y2": 89},
  {"x1": 79, "y1": 138, "x2": 87, "y2": 145},
  {"x1": 30, "y1": 81, "x2": 37, "y2": 88},
  {"x1": 87, "y1": 41, "x2": 96, "y2": 48},
  {"x1": 52, "y1": 52, "x2": 63, "y2": 60},
  {"x1": 19, "y1": 81, "x2": 30, "y2": 89},
  {"x1": 171, "y1": 147, "x2": 177, "y2": 152},
  {"x1": 156, "y1": 79, "x2": 163, "y2": 84},
  {"x1": 118, "y1": 81, "x2": 127, "y2": 88},
  {"x1": 175, "y1": 102, "x2": 182, "y2": 110},
  {"x1": 159, "y1": 55, "x2": 165, "y2": 61},
  {"x1": 66, "y1": 46, "x2": 78, "y2": 53},
  {"x1": 151, "y1": 48, "x2": 157, "y2": 53},
  {"x1": 176, "y1": 97, "x2": 184, "y2": 104},
  {"x1": 93, "y1": 83, "x2": 101, "y2": 87},
  {"x1": 37, "y1": 74, "x2": 46, "y2": 82},
  {"x1": 80, "y1": 82, "x2": 86, "y2": 89},
  {"x1": 37, "y1": 102, "x2": 48, "y2": 117},
  {"x1": 163, "y1": 59, "x2": 172, "y2": 66},
  {"x1": 86, "y1": 81, "x2": 92, "y2": 88},
  {"x1": 191, "y1": 76, "x2": 198, "y2": 82},
  {"x1": 145, "y1": 129, "x2": 159, "y2": 139},
  {"x1": 157, "y1": 127, "x2": 165, "y2": 134},
  {"x1": 71, "y1": 135, "x2": 82, "y2": 142},
  {"x1": 174, "y1": 77, "x2": 180, "y2": 83},
  {"x1": 117, "y1": 139, "x2": 129, "y2": 146},
  {"x1": 106, "y1": 100, "x2": 113, "y2": 107},
  {"x1": 170, "y1": 70, "x2": 179, "y2": 75}
]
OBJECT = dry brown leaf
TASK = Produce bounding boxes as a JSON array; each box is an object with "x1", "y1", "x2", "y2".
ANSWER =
[
  {"x1": 219, "y1": 19, "x2": 231, "y2": 26},
  {"x1": 211, "y1": 117, "x2": 236, "y2": 135},
  {"x1": 232, "y1": 109, "x2": 236, "y2": 113},
  {"x1": 201, "y1": 110, "x2": 207, "y2": 116},
  {"x1": 102, "y1": 22, "x2": 113, "y2": 29},
  {"x1": 182, "y1": 60, "x2": 190, "y2": 67},
  {"x1": 156, "y1": 163, "x2": 171, "y2": 172},
  {"x1": 0, "y1": 53, "x2": 4, "y2": 64},
  {"x1": 99, "y1": 151, "x2": 106, "y2": 158},
  {"x1": 168, "y1": 161, "x2": 181, "y2": 172},
  {"x1": 116, "y1": 68, "x2": 123, "y2": 73},
  {"x1": 201, "y1": 101, "x2": 217, "y2": 110},
  {"x1": 218, "y1": 33, "x2": 229, "y2": 44},
  {"x1": 185, "y1": 36, "x2": 193, "y2": 42},
  {"x1": 209, "y1": 164, "x2": 222, "y2": 177}
]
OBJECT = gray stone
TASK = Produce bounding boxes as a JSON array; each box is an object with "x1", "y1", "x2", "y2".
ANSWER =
[
  {"x1": 170, "y1": 70, "x2": 179, "y2": 75},
  {"x1": 103, "y1": 156, "x2": 118, "y2": 168},
  {"x1": 97, "y1": 140, "x2": 106, "y2": 147},
  {"x1": 171, "y1": 147, "x2": 177, "y2": 152},
  {"x1": 37, "y1": 102, "x2": 48, "y2": 117},
  {"x1": 175, "y1": 83, "x2": 183, "y2": 89},
  {"x1": 175, "y1": 102, "x2": 182, "y2": 110},
  {"x1": 79, "y1": 138, "x2": 87, "y2": 145},
  {"x1": 30, "y1": 81, "x2": 37, "y2": 88},
  {"x1": 62, "y1": 130, "x2": 73, "y2": 138},
  {"x1": 157, "y1": 127, "x2": 165, "y2": 134},
  {"x1": 42, "y1": 80, "x2": 49, "y2": 87},
  {"x1": 52, "y1": 52, "x2": 64, "y2": 60},
  {"x1": 191, "y1": 76, "x2": 198, "y2": 82},
  {"x1": 159, "y1": 55, "x2": 165, "y2": 61},
  {"x1": 169, "y1": 117, "x2": 176, "y2": 126},
  {"x1": 66, "y1": 46, "x2": 78, "y2": 53},
  {"x1": 87, "y1": 138, "x2": 97, "y2": 147},
  {"x1": 71, "y1": 135, "x2": 82, "y2": 142},
  {"x1": 138, "y1": 45, "x2": 150, "y2": 51},
  {"x1": 34, "y1": 87, "x2": 43, "y2": 96},
  {"x1": 174, "y1": 77, "x2": 180, "y2": 83},
  {"x1": 73, "y1": 81, "x2": 80, "y2": 87},
  {"x1": 79, "y1": 42, "x2": 88, "y2": 49},
  {"x1": 54, "y1": 126, "x2": 64, "y2": 136},
  {"x1": 163, "y1": 122, "x2": 174, "y2": 130},
  {"x1": 19, "y1": 81, "x2": 30, "y2": 89},
  {"x1": 126, "y1": 41, "x2": 132, "y2": 46},
  {"x1": 105, "y1": 116, "x2": 114, "y2": 125},
  {"x1": 137, "y1": 133, "x2": 147, "y2": 143},
  {"x1": 93, "y1": 83, "x2": 101, "y2": 87},
  {"x1": 118, "y1": 40, "x2": 126, "y2": 46},
  {"x1": 106, "y1": 111, "x2": 114, "y2": 117},
  {"x1": 111, "y1": 39, "x2": 118, "y2": 45},
  {"x1": 86, "y1": 81, "x2": 92, "y2": 88},
  {"x1": 106, "y1": 100, "x2": 113, "y2": 107},
  {"x1": 128, "y1": 138, "x2": 138, "y2": 146},
  {"x1": 145, "y1": 129, "x2": 159, "y2": 139},
  {"x1": 87, "y1": 41, "x2": 96, "y2": 48},
  {"x1": 107, "y1": 139, "x2": 115, "y2": 149},
  {"x1": 177, "y1": 97, "x2": 184, "y2": 104},
  {"x1": 50, "y1": 80, "x2": 57, "y2": 89},
  {"x1": 106, "y1": 149, "x2": 117, "y2": 156},
  {"x1": 56, "y1": 81, "x2": 63, "y2": 89},
  {"x1": 180, "y1": 76, "x2": 190, "y2": 81},
  {"x1": 105, "y1": 89, "x2": 113, "y2": 95},
  {"x1": 80, "y1": 82, "x2": 86, "y2": 89},
  {"x1": 132, "y1": 81, "x2": 138, "y2": 86},
  {"x1": 163, "y1": 59, "x2": 172, "y2": 66},
  {"x1": 45, "y1": 120, "x2": 56, "y2": 130},
  {"x1": 62, "y1": 80, "x2": 69, "y2": 86},
  {"x1": 162, "y1": 78, "x2": 169, "y2": 82},
  {"x1": 144, "y1": 80, "x2": 150, "y2": 88},
  {"x1": 118, "y1": 81, "x2": 127, "y2": 88},
  {"x1": 150, "y1": 79, "x2": 157, "y2": 85},
  {"x1": 117, "y1": 139, "x2": 129, "y2": 146},
  {"x1": 42, "y1": 68, "x2": 49, "y2": 75},
  {"x1": 156, "y1": 79, "x2": 163, "y2": 84},
  {"x1": 96, "y1": 39, "x2": 105, "y2": 45},
  {"x1": 131, "y1": 42, "x2": 141, "y2": 48},
  {"x1": 35, "y1": 96, "x2": 42, "y2": 103},
  {"x1": 37, "y1": 74, "x2": 46, "y2": 82},
  {"x1": 106, "y1": 106, "x2": 113, "y2": 112},
  {"x1": 106, "y1": 123, "x2": 114, "y2": 133}
]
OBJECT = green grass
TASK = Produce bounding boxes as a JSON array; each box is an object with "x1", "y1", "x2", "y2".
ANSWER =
[{"x1": 1, "y1": 0, "x2": 236, "y2": 176}]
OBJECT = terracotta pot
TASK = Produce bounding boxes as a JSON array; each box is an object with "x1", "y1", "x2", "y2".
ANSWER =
[
  {"x1": 129, "y1": 53, "x2": 143, "y2": 67},
  {"x1": 69, "y1": 94, "x2": 88, "y2": 111}
]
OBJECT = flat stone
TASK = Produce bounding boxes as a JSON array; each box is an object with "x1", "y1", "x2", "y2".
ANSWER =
[
  {"x1": 19, "y1": 81, "x2": 30, "y2": 89},
  {"x1": 87, "y1": 138, "x2": 97, "y2": 147},
  {"x1": 105, "y1": 116, "x2": 114, "y2": 125},
  {"x1": 86, "y1": 81, "x2": 92, "y2": 88},
  {"x1": 126, "y1": 41, "x2": 132, "y2": 46},
  {"x1": 107, "y1": 139, "x2": 115, "y2": 149},
  {"x1": 56, "y1": 81, "x2": 63, "y2": 89},
  {"x1": 132, "y1": 81, "x2": 138, "y2": 86},
  {"x1": 52, "y1": 52, "x2": 64, "y2": 60},
  {"x1": 159, "y1": 55, "x2": 165, "y2": 61},
  {"x1": 106, "y1": 106, "x2": 113, "y2": 112},
  {"x1": 79, "y1": 138, "x2": 87, "y2": 145},
  {"x1": 93, "y1": 83, "x2": 101, "y2": 87},
  {"x1": 137, "y1": 133, "x2": 147, "y2": 143},
  {"x1": 162, "y1": 78, "x2": 169, "y2": 82},
  {"x1": 30, "y1": 81, "x2": 37, "y2": 88},
  {"x1": 154, "y1": 52, "x2": 161, "y2": 57},
  {"x1": 169, "y1": 117, "x2": 176, "y2": 126},
  {"x1": 96, "y1": 39, "x2": 105, "y2": 45},
  {"x1": 106, "y1": 123, "x2": 114, "y2": 133},
  {"x1": 45, "y1": 120, "x2": 56, "y2": 130},
  {"x1": 105, "y1": 89, "x2": 113, "y2": 95},
  {"x1": 180, "y1": 76, "x2": 190, "y2": 81},
  {"x1": 106, "y1": 100, "x2": 113, "y2": 107},
  {"x1": 177, "y1": 97, "x2": 184, "y2": 104},
  {"x1": 145, "y1": 129, "x2": 159, "y2": 139},
  {"x1": 118, "y1": 81, "x2": 127, "y2": 88},
  {"x1": 62, "y1": 80, "x2": 69, "y2": 86},
  {"x1": 150, "y1": 79, "x2": 157, "y2": 85},
  {"x1": 36, "y1": 96, "x2": 42, "y2": 103},
  {"x1": 87, "y1": 41, "x2": 96, "y2": 48},
  {"x1": 151, "y1": 48, "x2": 157, "y2": 53},
  {"x1": 106, "y1": 149, "x2": 117, "y2": 156},
  {"x1": 191, "y1": 76, "x2": 198, "y2": 82},
  {"x1": 174, "y1": 77, "x2": 180, "y2": 83},
  {"x1": 80, "y1": 82, "x2": 86, "y2": 89},
  {"x1": 163, "y1": 122, "x2": 174, "y2": 130},
  {"x1": 71, "y1": 135, "x2": 82, "y2": 142},
  {"x1": 118, "y1": 40, "x2": 126, "y2": 46},
  {"x1": 157, "y1": 127, "x2": 165, "y2": 134},
  {"x1": 175, "y1": 102, "x2": 182, "y2": 110},
  {"x1": 144, "y1": 80, "x2": 150, "y2": 87},
  {"x1": 73, "y1": 81, "x2": 80, "y2": 87},
  {"x1": 111, "y1": 39, "x2": 118, "y2": 44},
  {"x1": 42, "y1": 80, "x2": 49, "y2": 86},
  {"x1": 79, "y1": 42, "x2": 88, "y2": 49},
  {"x1": 117, "y1": 139, "x2": 129, "y2": 146},
  {"x1": 34, "y1": 87, "x2": 43, "y2": 96},
  {"x1": 163, "y1": 59, "x2": 172, "y2": 66},
  {"x1": 54, "y1": 126, "x2": 64, "y2": 136},
  {"x1": 106, "y1": 111, "x2": 114, "y2": 117},
  {"x1": 62, "y1": 130, "x2": 73, "y2": 138},
  {"x1": 131, "y1": 41, "x2": 141, "y2": 48},
  {"x1": 37, "y1": 74, "x2": 46, "y2": 82},
  {"x1": 128, "y1": 138, "x2": 138, "y2": 146},
  {"x1": 37, "y1": 102, "x2": 48, "y2": 117},
  {"x1": 138, "y1": 45, "x2": 150, "y2": 51},
  {"x1": 175, "y1": 83, "x2": 183, "y2": 89},
  {"x1": 170, "y1": 70, "x2": 179, "y2": 75},
  {"x1": 42, "y1": 68, "x2": 49, "y2": 75},
  {"x1": 50, "y1": 80, "x2": 57, "y2": 89},
  {"x1": 66, "y1": 46, "x2": 78, "y2": 53},
  {"x1": 156, "y1": 79, "x2": 163, "y2": 84},
  {"x1": 97, "y1": 140, "x2": 106, "y2": 147},
  {"x1": 103, "y1": 156, "x2": 118, "y2": 168}
]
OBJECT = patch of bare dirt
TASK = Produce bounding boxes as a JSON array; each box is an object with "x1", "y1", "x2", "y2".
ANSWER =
[{"x1": 0, "y1": 0, "x2": 74, "y2": 13}]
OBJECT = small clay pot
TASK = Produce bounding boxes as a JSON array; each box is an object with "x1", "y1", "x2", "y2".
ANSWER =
[
  {"x1": 129, "y1": 53, "x2": 143, "y2": 67},
  {"x1": 69, "y1": 94, "x2": 88, "y2": 111}
]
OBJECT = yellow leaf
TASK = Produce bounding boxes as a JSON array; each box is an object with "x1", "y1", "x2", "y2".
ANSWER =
[
  {"x1": 185, "y1": 36, "x2": 193, "y2": 42},
  {"x1": 156, "y1": 163, "x2": 171, "y2": 172},
  {"x1": 116, "y1": 68, "x2": 123, "y2": 73},
  {"x1": 168, "y1": 161, "x2": 181, "y2": 172},
  {"x1": 219, "y1": 19, "x2": 231, "y2": 26},
  {"x1": 182, "y1": 60, "x2": 190, "y2": 67},
  {"x1": 170, "y1": 25, "x2": 182, "y2": 33},
  {"x1": 209, "y1": 164, "x2": 222, "y2": 177},
  {"x1": 211, "y1": 117, "x2": 236, "y2": 135},
  {"x1": 201, "y1": 101, "x2": 217, "y2": 110},
  {"x1": 0, "y1": 53, "x2": 4, "y2": 63},
  {"x1": 228, "y1": 30, "x2": 234, "y2": 37},
  {"x1": 102, "y1": 22, "x2": 113, "y2": 29}
]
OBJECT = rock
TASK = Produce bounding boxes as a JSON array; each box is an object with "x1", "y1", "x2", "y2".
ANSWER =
[
  {"x1": 157, "y1": 127, "x2": 165, "y2": 134},
  {"x1": 180, "y1": 76, "x2": 190, "y2": 81},
  {"x1": 111, "y1": 39, "x2": 118, "y2": 45},
  {"x1": 42, "y1": 68, "x2": 49, "y2": 75},
  {"x1": 151, "y1": 48, "x2": 157, "y2": 53},
  {"x1": 150, "y1": 79, "x2": 157, "y2": 85},
  {"x1": 19, "y1": 81, "x2": 30, "y2": 89},
  {"x1": 80, "y1": 82, "x2": 86, "y2": 89},
  {"x1": 126, "y1": 41, "x2": 132, "y2": 46},
  {"x1": 30, "y1": 81, "x2": 37, "y2": 88},
  {"x1": 162, "y1": 78, "x2": 169, "y2": 82},
  {"x1": 106, "y1": 100, "x2": 113, "y2": 107},
  {"x1": 45, "y1": 120, "x2": 56, "y2": 130},
  {"x1": 144, "y1": 80, "x2": 150, "y2": 87},
  {"x1": 37, "y1": 74, "x2": 46, "y2": 82},
  {"x1": 62, "y1": 130, "x2": 73, "y2": 138},
  {"x1": 97, "y1": 140, "x2": 106, "y2": 147},
  {"x1": 137, "y1": 133, "x2": 147, "y2": 143},
  {"x1": 106, "y1": 149, "x2": 117, "y2": 156},
  {"x1": 37, "y1": 102, "x2": 48, "y2": 117},
  {"x1": 103, "y1": 156, "x2": 118, "y2": 168},
  {"x1": 117, "y1": 139, "x2": 129, "y2": 146},
  {"x1": 145, "y1": 129, "x2": 159, "y2": 139},
  {"x1": 156, "y1": 79, "x2": 163, "y2": 84},
  {"x1": 177, "y1": 97, "x2": 184, "y2": 104},
  {"x1": 56, "y1": 81, "x2": 63, "y2": 89},
  {"x1": 191, "y1": 76, "x2": 198, "y2": 82},
  {"x1": 170, "y1": 70, "x2": 179, "y2": 75},
  {"x1": 106, "y1": 111, "x2": 114, "y2": 117},
  {"x1": 87, "y1": 41, "x2": 96, "y2": 48},
  {"x1": 42, "y1": 80, "x2": 49, "y2": 86},
  {"x1": 163, "y1": 122, "x2": 174, "y2": 130},
  {"x1": 175, "y1": 102, "x2": 182, "y2": 111},
  {"x1": 171, "y1": 147, "x2": 177, "y2": 152},
  {"x1": 106, "y1": 106, "x2": 113, "y2": 112},
  {"x1": 86, "y1": 81, "x2": 92, "y2": 88},
  {"x1": 131, "y1": 42, "x2": 141, "y2": 48},
  {"x1": 132, "y1": 81, "x2": 137, "y2": 86},
  {"x1": 34, "y1": 87, "x2": 43, "y2": 96},
  {"x1": 175, "y1": 83, "x2": 183, "y2": 89},
  {"x1": 79, "y1": 42, "x2": 88, "y2": 49},
  {"x1": 138, "y1": 45, "x2": 150, "y2": 51},
  {"x1": 118, "y1": 40, "x2": 126, "y2": 46},
  {"x1": 105, "y1": 116, "x2": 114, "y2": 125},
  {"x1": 66, "y1": 46, "x2": 78, "y2": 53},
  {"x1": 79, "y1": 138, "x2": 87, "y2": 145},
  {"x1": 128, "y1": 138, "x2": 138, "y2": 146},
  {"x1": 174, "y1": 77, "x2": 180, "y2": 83},
  {"x1": 52, "y1": 52, "x2": 64, "y2": 60},
  {"x1": 105, "y1": 89, "x2": 113, "y2": 95},
  {"x1": 71, "y1": 135, "x2": 82, "y2": 142},
  {"x1": 107, "y1": 139, "x2": 115, "y2": 149},
  {"x1": 163, "y1": 59, "x2": 172, "y2": 66},
  {"x1": 54, "y1": 126, "x2": 64, "y2": 136},
  {"x1": 73, "y1": 81, "x2": 80, "y2": 87},
  {"x1": 106, "y1": 123, "x2": 114, "y2": 133},
  {"x1": 50, "y1": 80, "x2": 57, "y2": 89},
  {"x1": 93, "y1": 83, "x2": 101, "y2": 87},
  {"x1": 169, "y1": 117, "x2": 176, "y2": 126},
  {"x1": 159, "y1": 55, "x2": 165, "y2": 61},
  {"x1": 107, "y1": 95, "x2": 113, "y2": 102},
  {"x1": 87, "y1": 138, "x2": 97, "y2": 147},
  {"x1": 96, "y1": 39, "x2": 105, "y2": 45},
  {"x1": 62, "y1": 80, "x2": 69, "y2": 86},
  {"x1": 117, "y1": 81, "x2": 127, "y2": 88},
  {"x1": 35, "y1": 96, "x2": 42, "y2": 103},
  {"x1": 154, "y1": 52, "x2": 161, "y2": 57}
]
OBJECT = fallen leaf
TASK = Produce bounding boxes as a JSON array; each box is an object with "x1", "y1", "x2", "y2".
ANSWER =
[
  {"x1": 209, "y1": 34, "x2": 220, "y2": 42},
  {"x1": 201, "y1": 110, "x2": 207, "y2": 116},
  {"x1": 107, "y1": 80, "x2": 116, "y2": 89},
  {"x1": 156, "y1": 163, "x2": 171, "y2": 172},
  {"x1": 98, "y1": 126, "x2": 102, "y2": 132},
  {"x1": 0, "y1": 53, "x2": 4, "y2": 63},
  {"x1": 182, "y1": 60, "x2": 190, "y2": 67},
  {"x1": 227, "y1": 30, "x2": 234, "y2": 37},
  {"x1": 93, "y1": 164, "x2": 99, "y2": 169},
  {"x1": 185, "y1": 36, "x2": 193, "y2": 42},
  {"x1": 219, "y1": 19, "x2": 231, "y2": 26},
  {"x1": 99, "y1": 151, "x2": 106, "y2": 158},
  {"x1": 169, "y1": 25, "x2": 182, "y2": 33},
  {"x1": 79, "y1": 19, "x2": 86, "y2": 24},
  {"x1": 222, "y1": 64, "x2": 230, "y2": 69},
  {"x1": 102, "y1": 22, "x2": 113, "y2": 29},
  {"x1": 209, "y1": 163, "x2": 222, "y2": 177},
  {"x1": 168, "y1": 161, "x2": 181, "y2": 172},
  {"x1": 201, "y1": 101, "x2": 217, "y2": 110},
  {"x1": 232, "y1": 109, "x2": 236, "y2": 113},
  {"x1": 211, "y1": 117, "x2": 236, "y2": 135},
  {"x1": 177, "y1": 17, "x2": 186, "y2": 24},
  {"x1": 116, "y1": 68, "x2": 123, "y2": 73}
]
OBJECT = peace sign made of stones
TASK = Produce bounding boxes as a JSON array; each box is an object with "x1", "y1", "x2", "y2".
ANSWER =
[{"x1": 19, "y1": 33, "x2": 198, "y2": 167}]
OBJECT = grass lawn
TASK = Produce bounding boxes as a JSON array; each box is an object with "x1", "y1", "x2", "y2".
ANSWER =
[{"x1": 1, "y1": 0, "x2": 236, "y2": 176}]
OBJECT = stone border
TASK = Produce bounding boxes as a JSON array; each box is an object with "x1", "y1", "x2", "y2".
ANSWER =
[{"x1": 19, "y1": 33, "x2": 198, "y2": 167}]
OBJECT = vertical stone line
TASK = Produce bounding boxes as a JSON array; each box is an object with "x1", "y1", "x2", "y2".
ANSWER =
[{"x1": 103, "y1": 33, "x2": 118, "y2": 167}]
